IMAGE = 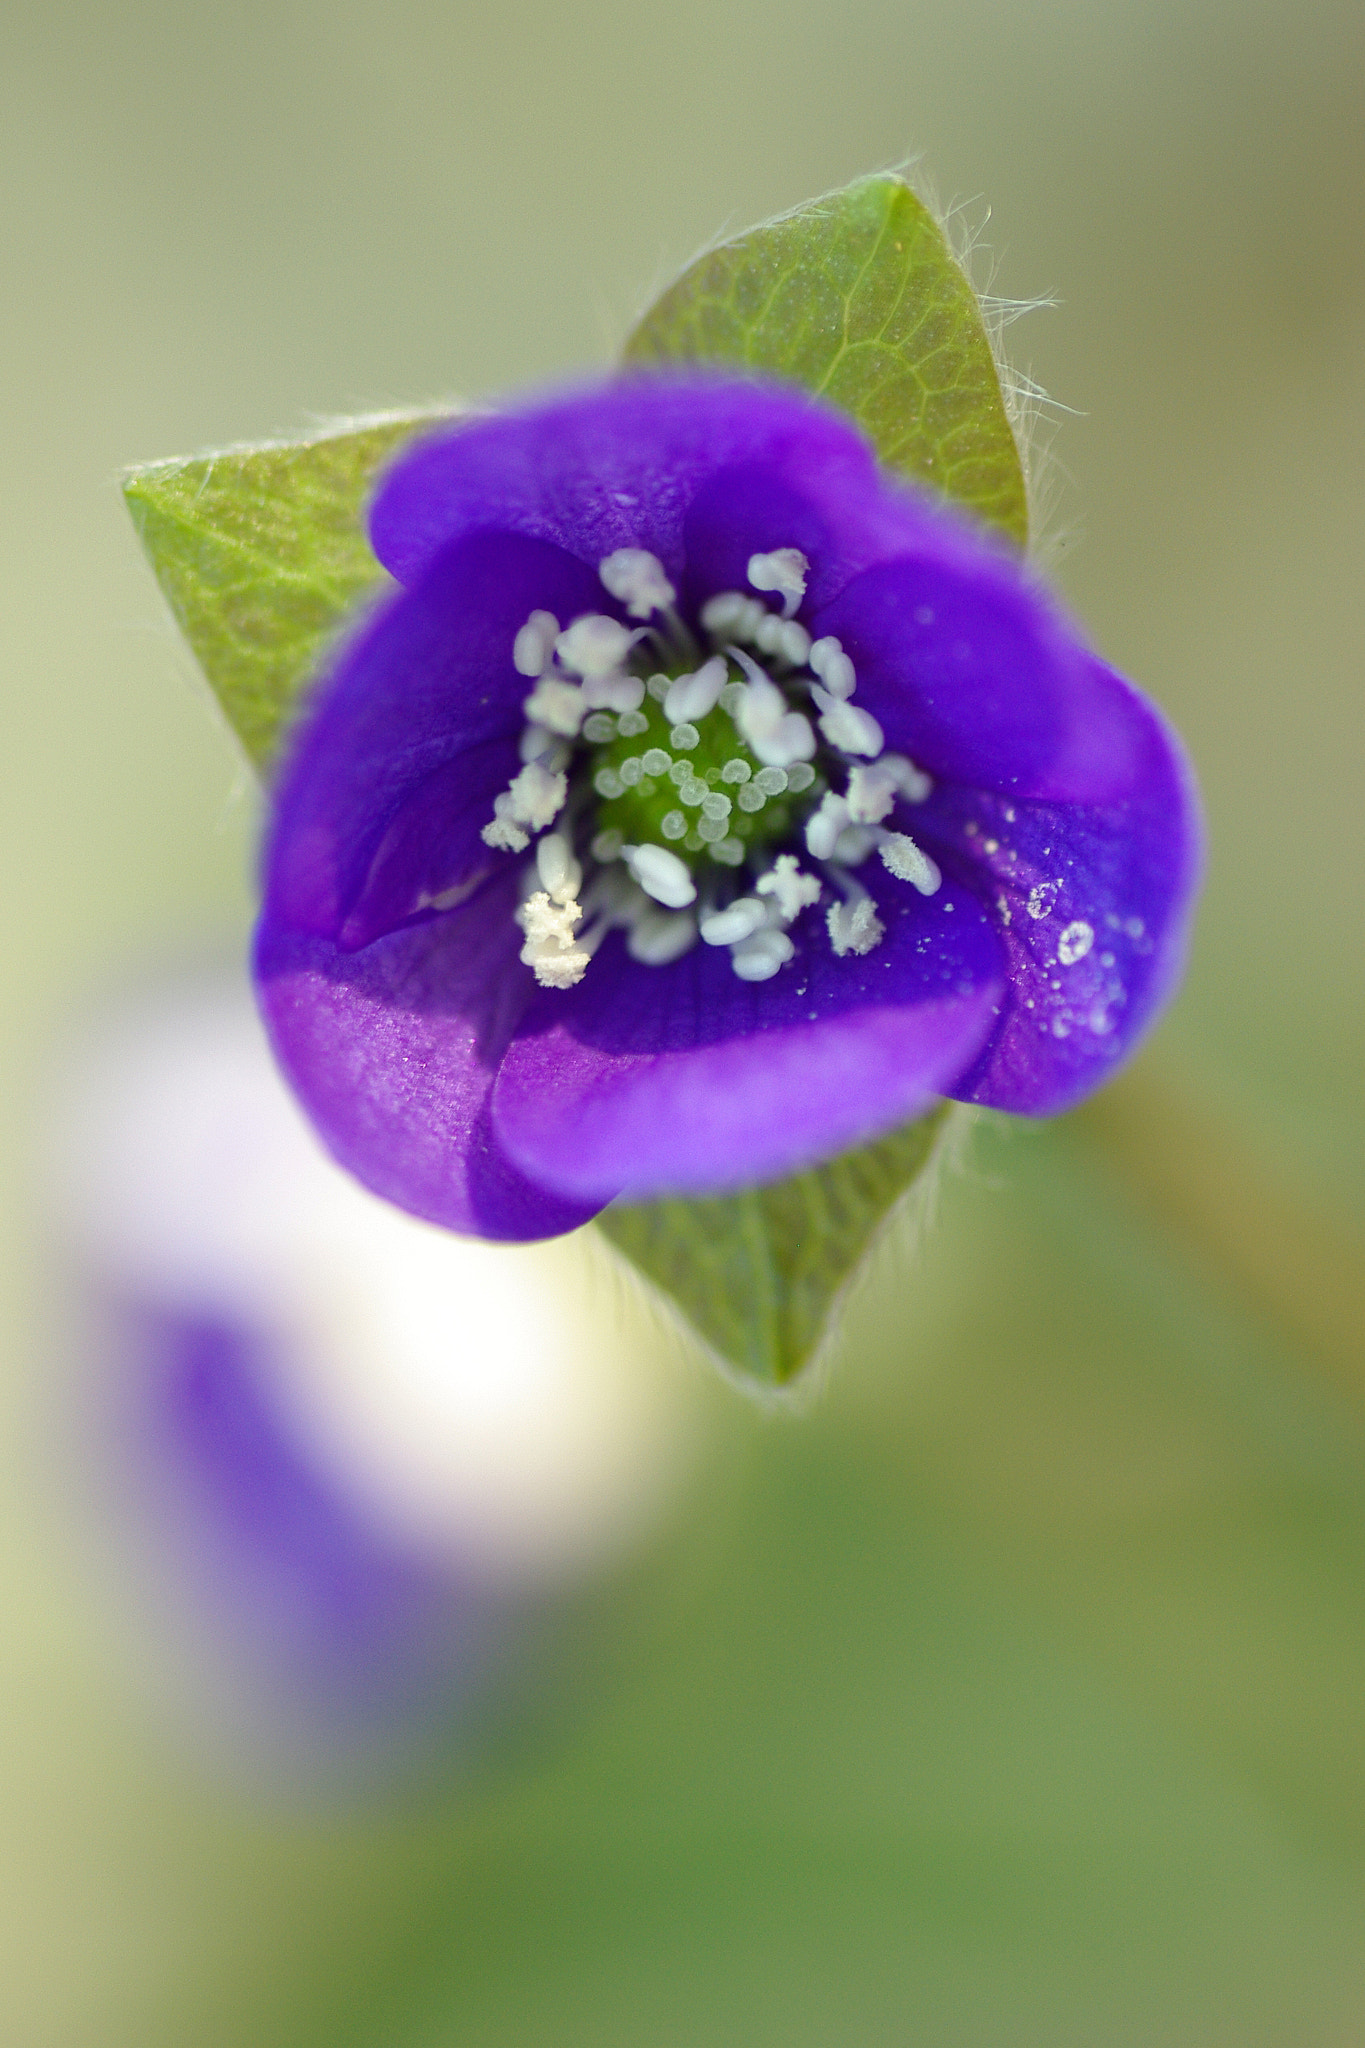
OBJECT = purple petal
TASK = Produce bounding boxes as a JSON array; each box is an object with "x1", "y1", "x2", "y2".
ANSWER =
[
  {"x1": 254, "y1": 894, "x2": 603, "y2": 1242},
  {"x1": 811, "y1": 557, "x2": 1149, "y2": 804},
  {"x1": 925, "y1": 669, "x2": 1203, "y2": 1115},
  {"x1": 490, "y1": 877, "x2": 1005, "y2": 1201},
  {"x1": 369, "y1": 375, "x2": 880, "y2": 592},
  {"x1": 264, "y1": 530, "x2": 602, "y2": 940}
]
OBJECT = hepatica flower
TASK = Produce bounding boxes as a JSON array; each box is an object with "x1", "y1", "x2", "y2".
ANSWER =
[{"x1": 255, "y1": 374, "x2": 1200, "y2": 1242}]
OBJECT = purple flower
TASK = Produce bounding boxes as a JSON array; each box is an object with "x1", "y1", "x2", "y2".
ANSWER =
[{"x1": 254, "y1": 375, "x2": 1201, "y2": 1242}]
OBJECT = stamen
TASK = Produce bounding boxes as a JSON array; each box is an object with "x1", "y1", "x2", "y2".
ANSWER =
[
  {"x1": 808, "y1": 636, "x2": 856, "y2": 698},
  {"x1": 881, "y1": 752, "x2": 933, "y2": 802},
  {"x1": 598, "y1": 549, "x2": 676, "y2": 619},
  {"x1": 536, "y1": 831, "x2": 582, "y2": 906},
  {"x1": 482, "y1": 760, "x2": 568, "y2": 852},
  {"x1": 879, "y1": 832, "x2": 942, "y2": 895},
  {"x1": 730, "y1": 927, "x2": 796, "y2": 982},
  {"x1": 624, "y1": 843, "x2": 697, "y2": 909},
  {"x1": 833, "y1": 825, "x2": 877, "y2": 866},
  {"x1": 581, "y1": 672, "x2": 646, "y2": 714},
  {"x1": 663, "y1": 655, "x2": 727, "y2": 725},
  {"x1": 845, "y1": 762, "x2": 899, "y2": 825},
  {"x1": 756, "y1": 854, "x2": 821, "y2": 921},
  {"x1": 700, "y1": 591, "x2": 766, "y2": 641},
  {"x1": 827, "y1": 896, "x2": 885, "y2": 956},
  {"x1": 555, "y1": 614, "x2": 634, "y2": 678},
  {"x1": 747, "y1": 548, "x2": 809, "y2": 619},
  {"x1": 805, "y1": 792, "x2": 851, "y2": 861},
  {"x1": 699, "y1": 897, "x2": 766, "y2": 946},
  {"x1": 626, "y1": 905, "x2": 699, "y2": 965},
  {"x1": 730, "y1": 658, "x2": 817, "y2": 767},
  {"x1": 519, "y1": 725, "x2": 570, "y2": 770},
  {"x1": 522, "y1": 676, "x2": 585, "y2": 737},
  {"x1": 516, "y1": 889, "x2": 591, "y2": 988},
  {"x1": 512, "y1": 610, "x2": 560, "y2": 678},
  {"x1": 812, "y1": 687, "x2": 884, "y2": 757}
]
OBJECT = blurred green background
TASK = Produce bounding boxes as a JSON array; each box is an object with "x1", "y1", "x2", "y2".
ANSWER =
[{"x1": 2, "y1": 0, "x2": 1364, "y2": 2040}]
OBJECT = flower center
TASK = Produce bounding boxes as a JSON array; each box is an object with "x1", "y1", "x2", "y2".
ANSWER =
[{"x1": 480, "y1": 546, "x2": 944, "y2": 988}]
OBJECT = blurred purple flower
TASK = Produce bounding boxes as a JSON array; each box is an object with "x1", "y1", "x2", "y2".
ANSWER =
[{"x1": 255, "y1": 375, "x2": 1200, "y2": 1242}]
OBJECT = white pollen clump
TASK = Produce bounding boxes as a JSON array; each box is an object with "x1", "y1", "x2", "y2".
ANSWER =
[
  {"x1": 756, "y1": 854, "x2": 821, "y2": 921},
  {"x1": 521, "y1": 676, "x2": 585, "y2": 736},
  {"x1": 1026, "y1": 881, "x2": 1059, "y2": 920},
  {"x1": 845, "y1": 762, "x2": 899, "y2": 825},
  {"x1": 664, "y1": 655, "x2": 727, "y2": 725},
  {"x1": 516, "y1": 889, "x2": 591, "y2": 988},
  {"x1": 804, "y1": 791, "x2": 851, "y2": 861},
  {"x1": 747, "y1": 547, "x2": 809, "y2": 618},
  {"x1": 598, "y1": 548, "x2": 676, "y2": 619},
  {"x1": 482, "y1": 760, "x2": 568, "y2": 851},
  {"x1": 625, "y1": 843, "x2": 697, "y2": 909},
  {"x1": 627, "y1": 906, "x2": 698, "y2": 965},
  {"x1": 879, "y1": 833, "x2": 942, "y2": 896},
  {"x1": 581, "y1": 671, "x2": 646, "y2": 714},
  {"x1": 827, "y1": 897, "x2": 885, "y2": 956},
  {"x1": 512, "y1": 610, "x2": 560, "y2": 678},
  {"x1": 812, "y1": 686, "x2": 884, "y2": 757},
  {"x1": 555, "y1": 613, "x2": 634, "y2": 678},
  {"x1": 729, "y1": 928, "x2": 795, "y2": 982},
  {"x1": 733, "y1": 671, "x2": 816, "y2": 767},
  {"x1": 699, "y1": 897, "x2": 767, "y2": 947},
  {"x1": 1057, "y1": 919, "x2": 1095, "y2": 965},
  {"x1": 535, "y1": 832, "x2": 582, "y2": 906},
  {"x1": 808, "y1": 636, "x2": 857, "y2": 699}
]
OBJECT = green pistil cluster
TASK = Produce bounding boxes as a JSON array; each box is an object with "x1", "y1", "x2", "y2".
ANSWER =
[{"x1": 584, "y1": 689, "x2": 820, "y2": 870}]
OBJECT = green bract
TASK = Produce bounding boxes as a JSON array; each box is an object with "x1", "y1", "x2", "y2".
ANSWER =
[
  {"x1": 599, "y1": 1110, "x2": 952, "y2": 1387},
  {"x1": 123, "y1": 410, "x2": 454, "y2": 770},
  {"x1": 625, "y1": 172, "x2": 1028, "y2": 547}
]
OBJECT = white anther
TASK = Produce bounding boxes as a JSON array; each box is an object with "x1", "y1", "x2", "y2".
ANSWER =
[
  {"x1": 879, "y1": 832, "x2": 942, "y2": 895},
  {"x1": 845, "y1": 762, "x2": 900, "y2": 825},
  {"x1": 484, "y1": 755, "x2": 567, "y2": 850},
  {"x1": 812, "y1": 686, "x2": 883, "y2": 757},
  {"x1": 833, "y1": 825, "x2": 877, "y2": 866},
  {"x1": 482, "y1": 815, "x2": 529, "y2": 853},
  {"x1": 512, "y1": 610, "x2": 560, "y2": 678},
  {"x1": 625, "y1": 843, "x2": 697, "y2": 909},
  {"x1": 516, "y1": 889, "x2": 591, "y2": 988},
  {"x1": 536, "y1": 832, "x2": 582, "y2": 906},
  {"x1": 777, "y1": 619, "x2": 812, "y2": 666},
  {"x1": 729, "y1": 928, "x2": 796, "y2": 982},
  {"x1": 598, "y1": 548, "x2": 676, "y2": 619},
  {"x1": 664, "y1": 655, "x2": 728, "y2": 725},
  {"x1": 521, "y1": 676, "x2": 585, "y2": 736},
  {"x1": 581, "y1": 671, "x2": 646, "y2": 714},
  {"x1": 881, "y1": 752, "x2": 933, "y2": 803},
  {"x1": 627, "y1": 906, "x2": 699, "y2": 965},
  {"x1": 518, "y1": 889, "x2": 581, "y2": 949},
  {"x1": 523, "y1": 939, "x2": 592, "y2": 988},
  {"x1": 756, "y1": 854, "x2": 821, "y2": 922},
  {"x1": 804, "y1": 791, "x2": 851, "y2": 861},
  {"x1": 753, "y1": 611, "x2": 789, "y2": 657},
  {"x1": 700, "y1": 591, "x2": 761, "y2": 639},
  {"x1": 747, "y1": 547, "x2": 809, "y2": 618},
  {"x1": 827, "y1": 897, "x2": 885, "y2": 957},
  {"x1": 808, "y1": 636, "x2": 857, "y2": 698},
  {"x1": 518, "y1": 724, "x2": 570, "y2": 770},
  {"x1": 555, "y1": 613, "x2": 634, "y2": 678},
  {"x1": 731, "y1": 668, "x2": 816, "y2": 768},
  {"x1": 699, "y1": 897, "x2": 767, "y2": 947}
]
